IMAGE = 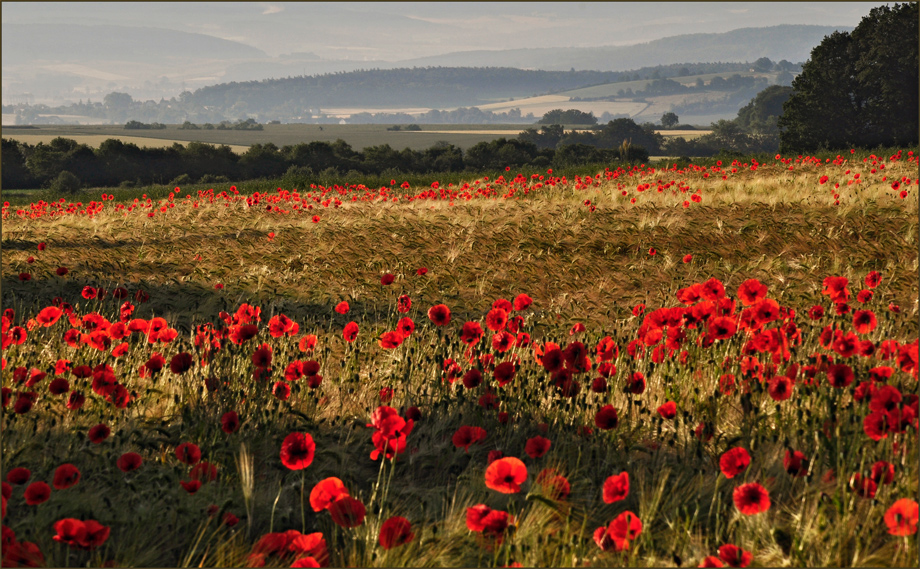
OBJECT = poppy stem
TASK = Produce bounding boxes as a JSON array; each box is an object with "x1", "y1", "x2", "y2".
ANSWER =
[{"x1": 301, "y1": 469, "x2": 307, "y2": 533}]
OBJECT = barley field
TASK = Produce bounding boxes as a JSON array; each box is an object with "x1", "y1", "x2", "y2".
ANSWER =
[{"x1": 1, "y1": 150, "x2": 917, "y2": 568}]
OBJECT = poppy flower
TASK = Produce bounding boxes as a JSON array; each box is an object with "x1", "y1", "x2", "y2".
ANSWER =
[
  {"x1": 683, "y1": 254, "x2": 693, "y2": 263},
  {"x1": 66, "y1": 391, "x2": 85, "y2": 411},
  {"x1": 717, "y1": 544, "x2": 752, "y2": 567},
  {"x1": 863, "y1": 411, "x2": 889, "y2": 441},
  {"x1": 335, "y1": 301, "x2": 349, "y2": 314},
  {"x1": 826, "y1": 363, "x2": 854, "y2": 388},
  {"x1": 88, "y1": 423, "x2": 110, "y2": 444},
  {"x1": 24, "y1": 481, "x2": 51, "y2": 505},
  {"x1": 603, "y1": 472, "x2": 629, "y2": 503},
  {"x1": 7, "y1": 468, "x2": 31, "y2": 485},
  {"x1": 176, "y1": 443, "x2": 201, "y2": 465},
  {"x1": 310, "y1": 477, "x2": 350, "y2": 512},
  {"x1": 329, "y1": 496, "x2": 365, "y2": 528},
  {"x1": 52, "y1": 464, "x2": 80, "y2": 490},
  {"x1": 870, "y1": 461, "x2": 895, "y2": 485},
  {"x1": 513, "y1": 294, "x2": 533, "y2": 311},
  {"x1": 117, "y1": 452, "x2": 143, "y2": 472},
  {"x1": 299, "y1": 334, "x2": 318, "y2": 352},
  {"x1": 783, "y1": 450, "x2": 808, "y2": 477},
  {"x1": 56, "y1": 267, "x2": 68, "y2": 276},
  {"x1": 36, "y1": 306, "x2": 63, "y2": 327},
  {"x1": 732, "y1": 482, "x2": 770, "y2": 515},
  {"x1": 452, "y1": 426, "x2": 487, "y2": 452},
  {"x1": 380, "y1": 273, "x2": 395, "y2": 286},
  {"x1": 627, "y1": 371, "x2": 646, "y2": 394},
  {"x1": 461, "y1": 321, "x2": 484, "y2": 345},
  {"x1": 462, "y1": 369, "x2": 482, "y2": 389},
  {"x1": 416, "y1": 267, "x2": 428, "y2": 276},
  {"x1": 53, "y1": 518, "x2": 87, "y2": 547},
  {"x1": 486, "y1": 308, "x2": 508, "y2": 332},
  {"x1": 251, "y1": 344, "x2": 273, "y2": 368},
  {"x1": 190, "y1": 461, "x2": 218, "y2": 483},
  {"x1": 850, "y1": 473, "x2": 877, "y2": 499},
  {"x1": 181, "y1": 480, "x2": 202, "y2": 494},
  {"x1": 480, "y1": 509, "x2": 514, "y2": 542},
  {"x1": 607, "y1": 510, "x2": 642, "y2": 547},
  {"x1": 280, "y1": 432, "x2": 315, "y2": 470},
  {"x1": 343, "y1": 321, "x2": 359, "y2": 342},
  {"x1": 379, "y1": 330, "x2": 404, "y2": 349},
  {"x1": 699, "y1": 556, "x2": 725, "y2": 567},
  {"x1": 485, "y1": 457, "x2": 527, "y2": 494},
  {"x1": 170, "y1": 352, "x2": 194, "y2": 374},
  {"x1": 221, "y1": 411, "x2": 240, "y2": 434},
  {"x1": 657, "y1": 401, "x2": 677, "y2": 419},
  {"x1": 595, "y1": 405, "x2": 619, "y2": 430},
  {"x1": 821, "y1": 276, "x2": 850, "y2": 303},
  {"x1": 427, "y1": 304, "x2": 450, "y2": 326},
  {"x1": 808, "y1": 305, "x2": 824, "y2": 320},
  {"x1": 524, "y1": 436, "x2": 551, "y2": 458},
  {"x1": 884, "y1": 498, "x2": 918, "y2": 536},
  {"x1": 852, "y1": 310, "x2": 877, "y2": 334},
  {"x1": 593, "y1": 526, "x2": 617, "y2": 551},
  {"x1": 379, "y1": 516, "x2": 414, "y2": 550},
  {"x1": 767, "y1": 375, "x2": 793, "y2": 401},
  {"x1": 719, "y1": 448, "x2": 751, "y2": 479},
  {"x1": 865, "y1": 271, "x2": 882, "y2": 289},
  {"x1": 493, "y1": 361, "x2": 517, "y2": 387},
  {"x1": 397, "y1": 317, "x2": 415, "y2": 337}
]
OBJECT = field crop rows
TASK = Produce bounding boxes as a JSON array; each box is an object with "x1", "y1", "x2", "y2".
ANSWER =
[{"x1": 1, "y1": 150, "x2": 918, "y2": 567}]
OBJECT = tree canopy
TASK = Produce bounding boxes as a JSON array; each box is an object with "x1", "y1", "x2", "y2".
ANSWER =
[{"x1": 779, "y1": 3, "x2": 918, "y2": 151}]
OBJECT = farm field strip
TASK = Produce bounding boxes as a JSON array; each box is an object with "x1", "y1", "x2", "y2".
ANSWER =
[{"x1": 1, "y1": 150, "x2": 918, "y2": 567}]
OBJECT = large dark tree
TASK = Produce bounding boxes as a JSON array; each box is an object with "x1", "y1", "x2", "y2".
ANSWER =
[{"x1": 779, "y1": 3, "x2": 918, "y2": 151}]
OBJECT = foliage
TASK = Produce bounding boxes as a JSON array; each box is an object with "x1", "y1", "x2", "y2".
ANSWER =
[
  {"x1": 49, "y1": 170, "x2": 81, "y2": 194},
  {"x1": 779, "y1": 3, "x2": 919, "y2": 152},
  {"x1": 660, "y1": 112, "x2": 679, "y2": 129},
  {"x1": 538, "y1": 109, "x2": 598, "y2": 126}
]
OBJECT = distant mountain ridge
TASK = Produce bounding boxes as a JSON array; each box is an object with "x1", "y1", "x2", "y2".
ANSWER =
[{"x1": 396, "y1": 25, "x2": 852, "y2": 71}]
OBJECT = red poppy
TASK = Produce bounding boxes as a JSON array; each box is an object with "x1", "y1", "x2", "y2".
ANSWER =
[
  {"x1": 783, "y1": 450, "x2": 808, "y2": 477},
  {"x1": 176, "y1": 443, "x2": 202, "y2": 465},
  {"x1": 221, "y1": 411, "x2": 240, "y2": 434},
  {"x1": 379, "y1": 516, "x2": 414, "y2": 550},
  {"x1": 627, "y1": 371, "x2": 646, "y2": 394},
  {"x1": 427, "y1": 304, "x2": 450, "y2": 326},
  {"x1": 524, "y1": 436, "x2": 551, "y2": 458},
  {"x1": 56, "y1": 267, "x2": 68, "y2": 276},
  {"x1": 717, "y1": 544, "x2": 752, "y2": 567},
  {"x1": 461, "y1": 321, "x2": 484, "y2": 345},
  {"x1": 343, "y1": 321, "x2": 359, "y2": 342},
  {"x1": 251, "y1": 343, "x2": 273, "y2": 368},
  {"x1": 380, "y1": 273, "x2": 395, "y2": 286},
  {"x1": 719, "y1": 448, "x2": 751, "y2": 479},
  {"x1": 707, "y1": 316, "x2": 737, "y2": 341},
  {"x1": 181, "y1": 480, "x2": 202, "y2": 494},
  {"x1": 88, "y1": 423, "x2": 110, "y2": 444},
  {"x1": 513, "y1": 294, "x2": 533, "y2": 311},
  {"x1": 884, "y1": 498, "x2": 918, "y2": 536},
  {"x1": 416, "y1": 267, "x2": 428, "y2": 276},
  {"x1": 397, "y1": 317, "x2": 415, "y2": 337},
  {"x1": 607, "y1": 510, "x2": 642, "y2": 548},
  {"x1": 190, "y1": 461, "x2": 218, "y2": 483},
  {"x1": 852, "y1": 310, "x2": 877, "y2": 334},
  {"x1": 595, "y1": 405, "x2": 619, "y2": 430},
  {"x1": 66, "y1": 391, "x2": 85, "y2": 411},
  {"x1": 870, "y1": 461, "x2": 895, "y2": 485},
  {"x1": 826, "y1": 363, "x2": 854, "y2": 388},
  {"x1": 52, "y1": 464, "x2": 80, "y2": 490},
  {"x1": 299, "y1": 334, "x2": 318, "y2": 352},
  {"x1": 737, "y1": 279, "x2": 768, "y2": 306},
  {"x1": 683, "y1": 254, "x2": 693, "y2": 263},
  {"x1": 486, "y1": 308, "x2": 508, "y2": 332},
  {"x1": 329, "y1": 496, "x2": 366, "y2": 528},
  {"x1": 335, "y1": 301, "x2": 349, "y2": 314},
  {"x1": 863, "y1": 411, "x2": 889, "y2": 441},
  {"x1": 7, "y1": 468, "x2": 30, "y2": 485},
  {"x1": 462, "y1": 369, "x2": 482, "y2": 389},
  {"x1": 24, "y1": 481, "x2": 51, "y2": 505},
  {"x1": 168, "y1": 352, "x2": 193, "y2": 374},
  {"x1": 480, "y1": 509, "x2": 514, "y2": 542},
  {"x1": 603, "y1": 472, "x2": 629, "y2": 504},
  {"x1": 452, "y1": 426, "x2": 487, "y2": 452},
  {"x1": 378, "y1": 330, "x2": 404, "y2": 349},
  {"x1": 493, "y1": 361, "x2": 517, "y2": 387},
  {"x1": 485, "y1": 457, "x2": 527, "y2": 494},
  {"x1": 291, "y1": 557, "x2": 319, "y2": 568},
  {"x1": 850, "y1": 473, "x2": 877, "y2": 499},
  {"x1": 36, "y1": 306, "x2": 63, "y2": 327},
  {"x1": 53, "y1": 518, "x2": 88, "y2": 548},
  {"x1": 310, "y1": 477, "x2": 350, "y2": 512},
  {"x1": 367, "y1": 405, "x2": 407, "y2": 438},
  {"x1": 865, "y1": 271, "x2": 882, "y2": 289},
  {"x1": 732, "y1": 482, "x2": 770, "y2": 515},
  {"x1": 280, "y1": 432, "x2": 315, "y2": 470},
  {"x1": 821, "y1": 276, "x2": 850, "y2": 303},
  {"x1": 767, "y1": 375, "x2": 793, "y2": 401},
  {"x1": 657, "y1": 401, "x2": 677, "y2": 419},
  {"x1": 593, "y1": 526, "x2": 618, "y2": 551},
  {"x1": 699, "y1": 556, "x2": 725, "y2": 567},
  {"x1": 117, "y1": 452, "x2": 143, "y2": 472}
]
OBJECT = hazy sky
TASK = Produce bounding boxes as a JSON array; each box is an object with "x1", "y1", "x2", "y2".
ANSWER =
[{"x1": 3, "y1": 2, "x2": 889, "y2": 60}]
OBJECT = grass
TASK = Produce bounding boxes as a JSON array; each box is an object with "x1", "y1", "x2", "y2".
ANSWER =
[{"x1": 1, "y1": 150, "x2": 918, "y2": 567}]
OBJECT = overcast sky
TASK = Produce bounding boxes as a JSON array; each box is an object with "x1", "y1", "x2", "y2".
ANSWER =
[{"x1": 3, "y1": 2, "x2": 889, "y2": 61}]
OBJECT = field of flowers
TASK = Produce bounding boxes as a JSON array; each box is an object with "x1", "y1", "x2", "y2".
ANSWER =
[{"x1": 1, "y1": 150, "x2": 918, "y2": 567}]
